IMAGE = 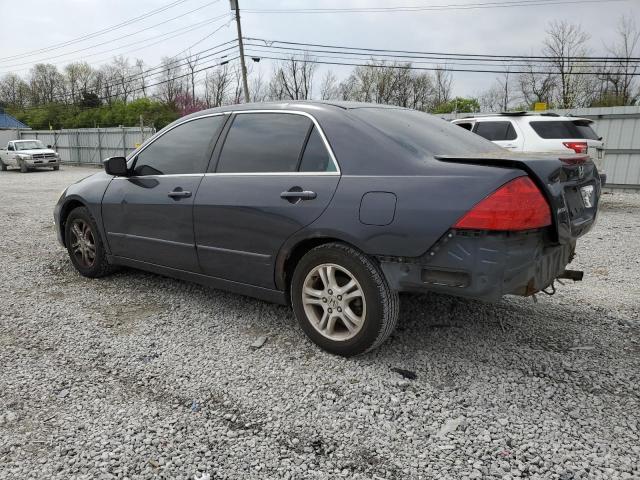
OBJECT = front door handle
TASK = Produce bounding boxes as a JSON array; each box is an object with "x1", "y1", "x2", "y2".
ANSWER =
[
  {"x1": 168, "y1": 188, "x2": 192, "y2": 199},
  {"x1": 280, "y1": 188, "x2": 317, "y2": 203}
]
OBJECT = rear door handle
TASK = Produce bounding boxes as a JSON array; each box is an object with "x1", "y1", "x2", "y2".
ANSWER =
[{"x1": 168, "y1": 188, "x2": 192, "y2": 199}]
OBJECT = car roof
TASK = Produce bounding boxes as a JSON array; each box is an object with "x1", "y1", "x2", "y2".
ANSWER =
[
  {"x1": 181, "y1": 100, "x2": 406, "y2": 120},
  {"x1": 452, "y1": 113, "x2": 593, "y2": 123}
]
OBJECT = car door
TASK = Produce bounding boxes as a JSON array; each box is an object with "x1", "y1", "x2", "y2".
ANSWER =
[
  {"x1": 102, "y1": 114, "x2": 227, "y2": 271},
  {"x1": 194, "y1": 111, "x2": 340, "y2": 289}
]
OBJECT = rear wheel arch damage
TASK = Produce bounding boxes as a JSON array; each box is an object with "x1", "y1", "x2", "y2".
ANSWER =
[{"x1": 278, "y1": 235, "x2": 374, "y2": 293}]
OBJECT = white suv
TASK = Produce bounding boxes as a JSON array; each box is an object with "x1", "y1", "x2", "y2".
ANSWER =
[{"x1": 451, "y1": 113, "x2": 605, "y2": 166}]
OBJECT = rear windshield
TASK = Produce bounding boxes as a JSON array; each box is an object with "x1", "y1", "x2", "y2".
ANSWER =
[
  {"x1": 529, "y1": 120, "x2": 599, "y2": 140},
  {"x1": 349, "y1": 108, "x2": 501, "y2": 157}
]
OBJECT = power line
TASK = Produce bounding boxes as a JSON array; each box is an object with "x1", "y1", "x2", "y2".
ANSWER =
[
  {"x1": 14, "y1": 55, "x2": 241, "y2": 115},
  {"x1": 0, "y1": 0, "x2": 193, "y2": 62},
  {"x1": 243, "y1": 53, "x2": 640, "y2": 76},
  {"x1": 245, "y1": 37, "x2": 640, "y2": 62},
  {"x1": 243, "y1": 44, "x2": 640, "y2": 69},
  {"x1": 0, "y1": 2, "x2": 224, "y2": 69},
  {"x1": 26, "y1": 43, "x2": 240, "y2": 107},
  {"x1": 243, "y1": 0, "x2": 626, "y2": 14}
]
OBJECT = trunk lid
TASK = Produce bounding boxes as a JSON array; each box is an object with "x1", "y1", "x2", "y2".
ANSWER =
[{"x1": 435, "y1": 152, "x2": 601, "y2": 244}]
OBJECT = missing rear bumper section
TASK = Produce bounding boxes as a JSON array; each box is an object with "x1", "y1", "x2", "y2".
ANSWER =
[{"x1": 379, "y1": 229, "x2": 577, "y2": 302}]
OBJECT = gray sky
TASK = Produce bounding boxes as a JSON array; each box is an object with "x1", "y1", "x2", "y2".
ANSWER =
[{"x1": 1, "y1": 0, "x2": 638, "y2": 98}]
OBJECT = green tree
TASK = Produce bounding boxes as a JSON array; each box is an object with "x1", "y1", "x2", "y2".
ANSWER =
[{"x1": 432, "y1": 97, "x2": 480, "y2": 114}]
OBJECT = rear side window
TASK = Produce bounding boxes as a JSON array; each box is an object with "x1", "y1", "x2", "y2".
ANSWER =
[
  {"x1": 530, "y1": 120, "x2": 599, "y2": 140},
  {"x1": 216, "y1": 113, "x2": 311, "y2": 173},
  {"x1": 133, "y1": 115, "x2": 226, "y2": 176},
  {"x1": 474, "y1": 121, "x2": 517, "y2": 141},
  {"x1": 454, "y1": 122, "x2": 474, "y2": 131},
  {"x1": 299, "y1": 127, "x2": 336, "y2": 172}
]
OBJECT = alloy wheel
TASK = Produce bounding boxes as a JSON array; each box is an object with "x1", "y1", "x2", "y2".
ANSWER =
[
  {"x1": 70, "y1": 219, "x2": 96, "y2": 268},
  {"x1": 302, "y1": 263, "x2": 366, "y2": 341}
]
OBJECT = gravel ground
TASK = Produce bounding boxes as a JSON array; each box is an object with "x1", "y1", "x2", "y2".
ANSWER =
[{"x1": 0, "y1": 166, "x2": 639, "y2": 480}]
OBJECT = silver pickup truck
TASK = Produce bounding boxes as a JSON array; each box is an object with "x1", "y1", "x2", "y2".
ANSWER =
[{"x1": 0, "y1": 140, "x2": 60, "y2": 172}]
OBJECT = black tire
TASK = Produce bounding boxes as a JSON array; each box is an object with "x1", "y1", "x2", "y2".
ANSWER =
[
  {"x1": 64, "y1": 206, "x2": 114, "y2": 278},
  {"x1": 0, "y1": 161, "x2": 6, "y2": 172},
  {"x1": 291, "y1": 243, "x2": 399, "y2": 356},
  {"x1": 53, "y1": 165, "x2": 60, "y2": 171},
  {"x1": 20, "y1": 161, "x2": 28, "y2": 173}
]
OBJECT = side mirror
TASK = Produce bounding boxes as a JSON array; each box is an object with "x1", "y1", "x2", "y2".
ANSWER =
[
  {"x1": 47, "y1": 144, "x2": 52, "y2": 149},
  {"x1": 104, "y1": 156, "x2": 128, "y2": 176}
]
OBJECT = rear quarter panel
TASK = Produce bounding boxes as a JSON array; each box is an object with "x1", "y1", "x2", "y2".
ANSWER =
[{"x1": 288, "y1": 161, "x2": 524, "y2": 258}]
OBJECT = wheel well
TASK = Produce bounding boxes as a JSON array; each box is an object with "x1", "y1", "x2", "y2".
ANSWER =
[
  {"x1": 281, "y1": 237, "x2": 361, "y2": 293},
  {"x1": 59, "y1": 199, "x2": 86, "y2": 247}
]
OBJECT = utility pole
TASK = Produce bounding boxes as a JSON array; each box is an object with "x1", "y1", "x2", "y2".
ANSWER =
[{"x1": 230, "y1": 0, "x2": 250, "y2": 103}]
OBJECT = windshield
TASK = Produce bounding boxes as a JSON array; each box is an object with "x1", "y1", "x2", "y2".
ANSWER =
[
  {"x1": 16, "y1": 140, "x2": 46, "y2": 150},
  {"x1": 349, "y1": 108, "x2": 501, "y2": 157}
]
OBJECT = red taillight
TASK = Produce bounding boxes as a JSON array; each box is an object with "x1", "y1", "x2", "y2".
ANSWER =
[
  {"x1": 454, "y1": 177, "x2": 551, "y2": 231},
  {"x1": 563, "y1": 141, "x2": 588, "y2": 154}
]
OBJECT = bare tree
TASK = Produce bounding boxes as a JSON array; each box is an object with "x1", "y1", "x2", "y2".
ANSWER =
[
  {"x1": 134, "y1": 59, "x2": 148, "y2": 98},
  {"x1": 184, "y1": 52, "x2": 200, "y2": 107},
  {"x1": 518, "y1": 60, "x2": 556, "y2": 108},
  {"x1": 249, "y1": 71, "x2": 268, "y2": 102},
  {"x1": 479, "y1": 84, "x2": 505, "y2": 112},
  {"x1": 543, "y1": 20, "x2": 593, "y2": 108},
  {"x1": 112, "y1": 56, "x2": 133, "y2": 103},
  {"x1": 269, "y1": 55, "x2": 316, "y2": 100},
  {"x1": 0, "y1": 73, "x2": 30, "y2": 108},
  {"x1": 601, "y1": 14, "x2": 640, "y2": 105},
  {"x1": 408, "y1": 72, "x2": 435, "y2": 111},
  {"x1": 319, "y1": 70, "x2": 339, "y2": 100},
  {"x1": 29, "y1": 64, "x2": 65, "y2": 104},
  {"x1": 433, "y1": 67, "x2": 453, "y2": 106},
  {"x1": 65, "y1": 62, "x2": 94, "y2": 103},
  {"x1": 155, "y1": 56, "x2": 184, "y2": 104},
  {"x1": 204, "y1": 65, "x2": 231, "y2": 107}
]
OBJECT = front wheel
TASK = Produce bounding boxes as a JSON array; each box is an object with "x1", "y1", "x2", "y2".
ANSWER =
[
  {"x1": 0, "y1": 161, "x2": 7, "y2": 172},
  {"x1": 20, "y1": 161, "x2": 28, "y2": 173},
  {"x1": 291, "y1": 243, "x2": 399, "y2": 356},
  {"x1": 64, "y1": 206, "x2": 114, "y2": 278},
  {"x1": 53, "y1": 165, "x2": 60, "y2": 171}
]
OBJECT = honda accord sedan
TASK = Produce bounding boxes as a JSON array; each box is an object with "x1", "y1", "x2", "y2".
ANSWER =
[{"x1": 54, "y1": 101, "x2": 601, "y2": 356}]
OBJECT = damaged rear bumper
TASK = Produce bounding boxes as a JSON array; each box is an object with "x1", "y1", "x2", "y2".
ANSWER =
[{"x1": 379, "y1": 229, "x2": 577, "y2": 302}]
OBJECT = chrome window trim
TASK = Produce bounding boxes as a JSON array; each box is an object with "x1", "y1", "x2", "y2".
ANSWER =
[
  {"x1": 221, "y1": 109, "x2": 341, "y2": 174},
  {"x1": 119, "y1": 109, "x2": 341, "y2": 178},
  {"x1": 125, "y1": 112, "x2": 228, "y2": 165}
]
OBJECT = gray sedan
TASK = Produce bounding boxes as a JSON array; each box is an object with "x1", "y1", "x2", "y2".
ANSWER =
[{"x1": 54, "y1": 101, "x2": 601, "y2": 356}]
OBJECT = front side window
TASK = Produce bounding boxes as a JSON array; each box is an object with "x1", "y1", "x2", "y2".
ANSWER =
[
  {"x1": 216, "y1": 113, "x2": 312, "y2": 173},
  {"x1": 474, "y1": 121, "x2": 517, "y2": 141},
  {"x1": 133, "y1": 115, "x2": 226, "y2": 176}
]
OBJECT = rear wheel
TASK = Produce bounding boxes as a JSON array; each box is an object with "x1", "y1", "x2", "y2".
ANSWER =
[
  {"x1": 291, "y1": 243, "x2": 399, "y2": 356},
  {"x1": 65, "y1": 206, "x2": 113, "y2": 278}
]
